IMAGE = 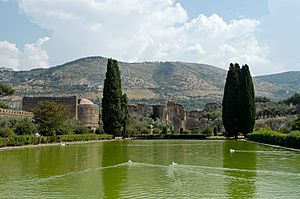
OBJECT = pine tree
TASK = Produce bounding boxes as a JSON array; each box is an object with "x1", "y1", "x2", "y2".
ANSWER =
[
  {"x1": 239, "y1": 64, "x2": 256, "y2": 136},
  {"x1": 102, "y1": 59, "x2": 123, "y2": 136},
  {"x1": 222, "y1": 63, "x2": 241, "y2": 138}
]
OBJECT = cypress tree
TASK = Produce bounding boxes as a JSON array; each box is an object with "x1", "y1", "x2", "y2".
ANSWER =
[
  {"x1": 121, "y1": 93, "x2": 129, "y2": 137},
  {"x1": 222, "y1": 63, "x2": 241, "y2": 138},
  {"x1": 238, "y1": 65, "x2": 256, "y2": 135},
  {"x1": 102, "y1": 59, "x2": 123, "y2": 136}
]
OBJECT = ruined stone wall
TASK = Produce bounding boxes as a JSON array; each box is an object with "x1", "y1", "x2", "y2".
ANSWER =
[
  {"x1": 78, "y1": 104, "x2": 99, "y2": 130},
  {"x1": 204, "y1": 103, "x2": 222, "y2": 112},
  {"x1": 22, "y1": 96, "x2": 78, "y2": 118},
  {"x1": 0, "y1": 108, "x2": 33, "y2": 118},
  {"x1": 166, "y1": 101, "x2": 187, "y2": 134},
  {"x1": 128, "y1": 103, "x2": 153, "y2": 117},
  {"x1": 152, "y1": 105, "x2": 168, "y2": 121}
]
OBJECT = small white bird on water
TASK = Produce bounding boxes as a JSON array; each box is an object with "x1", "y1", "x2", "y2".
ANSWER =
[
  {"x1": 128, "y1": 160, "x2": 132, "y2": 164},
  {"x1": 60, "y1": 143, "x2": 66, "y2": 146},
  {"x1": 230, "y1": 149, "x2": 235, "y2": 153},
  {"x1": 172, "y1": 162, "x2": 177, "y2": 165}
]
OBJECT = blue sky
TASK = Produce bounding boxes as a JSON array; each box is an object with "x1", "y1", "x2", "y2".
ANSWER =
[{"x1": 0, "y1": 0, "x2": 299, "y2": 75}]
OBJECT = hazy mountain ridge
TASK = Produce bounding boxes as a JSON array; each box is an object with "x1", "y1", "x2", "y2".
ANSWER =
[{"x1": 0, "y1": 56, "x2": 299, "y2": 108}]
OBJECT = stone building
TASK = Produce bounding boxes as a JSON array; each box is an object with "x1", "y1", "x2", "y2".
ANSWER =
[
  {"x1": 22, "y1": 96, "x2": 99, "y2": 130},
  {"x1": 78, "y1": 99, "x2": 100, "y2": 130},
  {"x1": 23, "y1": 96, "x2": 78, "y2": 118},
  {"x1": 150, "y1": 101, "x2": 187, "y2": 134}
]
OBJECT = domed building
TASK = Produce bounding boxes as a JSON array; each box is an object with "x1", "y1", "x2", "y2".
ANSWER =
[
  {"x1": 22, "y1": 96, "x2": 100, "y2": 130},
  {"x1": 78, "y1": 98, "x2": 100, "y2": 130}
]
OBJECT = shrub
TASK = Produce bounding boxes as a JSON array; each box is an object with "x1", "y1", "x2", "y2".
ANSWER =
[
  {"x1": 292, "y1": 117, "x2": 300, "y2": 131},
  {"x1": 153, "y1": 128, "x2": 161, "y2": 134},
  {"x1": 95, "y1": 128, "x2": 104, "y2": 134},
  {"x1": 161, "y1": 126, "x2": 168, "y2": 135},
  {"x1": 191, "y1": 129, "x2": 200, "y2": 135},
  {"x1": 0, "y1": 134, "x2": 113, "y2": 147},
  {"x1": 202, "y1": 128, "x2": 213, "y2": 136},
  {"x1": 0, "y1": 102, "x2": 10, "y2": 109},
  {"x1": 74, "y1": 126, "x2": 90, "y2": 134},
  {"x1": 14, "y1": 119, "x2": 37, "y2": 135},
  {"x1": 180, "y1": 128, "x2": 191, "y2": 135},
  {"x1": 248, "y1": 127, "x2": 300, "y2": 149},
  {"x1": 0, "y1": 128, "x2": 14, "y2": 138},
  {"x1": 141, "y1": 128, "x2": 151, "y2": 135}
]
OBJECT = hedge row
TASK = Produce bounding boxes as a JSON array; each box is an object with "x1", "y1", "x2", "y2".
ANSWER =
[
  {"x1": 134, "y1": 134, "x2": 207, "y2": 140},
  {"x1": 248, "y1": 128, "x2": 300, "y2": 149},
  {"x1": 0, "y1": 134, "x2": 113, "y2": 148}
]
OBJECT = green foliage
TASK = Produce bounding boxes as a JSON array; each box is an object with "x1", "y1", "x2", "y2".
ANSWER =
[
  {"x1": 256, "y1": 96, "x2": 271, "y2": 103},
  {"x1": 14, "y1": 118, "x2": 37, "y2": 135},
  {"x1": 201, "y1": 128, "x2": 213, "y2": 136},
  {"x1": 33, "y1": 101, "x2": 67, "y2": 136},
  {"x1": 222, "y1": 63, "x2": 256, "y2": 137},
  {"x1": 0, "y1": 134, "x2": 113, "y2": 147},
  {"x1": 58, "y1": 118, "x2": 83, "y2": 135},
  {"x1": 152, "y1": 128, "x2": 161, "y2": 134},
  {"x1": 248, "y1": 128, "x2": 300, "y2": 149},
  {"x1": 222, "y1": 63, "x2": 241, "y2": 137},
  {"x1": 292, "y1": 117, "x2": 300, "y2": 131},
  {"x1": 180, "y1": 128, "x2": 191, "y2": 134},
  {"x1": 0, "y1": 128, "x2": 14, "y2": 138},
  {"x1": 74, "y1": 126, "x2": 90, "y2": 134},
  {"x1": 283, "y1": 92, "x2": 300, "y2": 105},
  {"x1": 191, "y1": 129, "x2": 200, "y2": 135},
  {"x1": 121, "y1": 93, "x2": 129, "y2": 137},
  {"x1": 141, "y1": 128, "x2": 151, "y2": 134},
  {"x1": 0, "y1": 102, "x2": 10, "y2": 109},
  {"x1": 239, "y1": 65, "x2": 256, "y2": 135},
  {"x1": 95, "y1": 128, "x2": 104, "y2": 134},
  {"x1": 161, "y1": 126, "x2": 168, "y2": 135},
  {"x1": 0, "y1": 83, "x2": 15, "y2": 97},
  {"x1": 102, "y1": 59, "x2": 123, "y2": 136}
]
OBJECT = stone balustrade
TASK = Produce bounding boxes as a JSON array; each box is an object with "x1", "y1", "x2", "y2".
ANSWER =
[{"x1": 0, "y1": 108, "x2": 33, "y2": 118}]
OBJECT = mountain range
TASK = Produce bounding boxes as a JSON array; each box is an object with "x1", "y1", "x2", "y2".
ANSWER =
[{"x1": 1, "y1": 56, "x2": 299, "y2": 110}]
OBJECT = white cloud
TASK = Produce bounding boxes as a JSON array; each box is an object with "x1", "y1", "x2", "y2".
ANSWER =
[
  {"x1": 0, "y1": 37, "x2": 49, "y2": 70},
  {"x1": 0, "y1": 40, "x2": 20, "y2": 69},
  {"x1": 22, "y1": 37, "x2": 50, "y2": 69},
  {"x1": 15, "y1": 0, "x2": 274, "y2": 75}
]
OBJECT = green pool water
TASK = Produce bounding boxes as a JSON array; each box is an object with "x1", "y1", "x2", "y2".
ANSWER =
[{"x1": 0, "y1": 140, "x2": 299, "y2": 198}]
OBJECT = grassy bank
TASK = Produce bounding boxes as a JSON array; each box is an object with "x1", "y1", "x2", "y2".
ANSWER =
[
  {"x1": 248, "y1": 128, "x2": 300, "y2": 149},
  {"x1": 0, "y1": 134, "x2": 113, "y2": 148}
]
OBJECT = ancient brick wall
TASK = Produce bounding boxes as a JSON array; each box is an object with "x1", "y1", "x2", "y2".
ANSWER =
[{"x1": 22, "y1": 96, "x2": 78, "y2": 118}]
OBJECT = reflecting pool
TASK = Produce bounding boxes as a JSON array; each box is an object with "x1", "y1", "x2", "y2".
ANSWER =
[{"x1": 0, "y1": 140, "x2": 299, "y2": 198}]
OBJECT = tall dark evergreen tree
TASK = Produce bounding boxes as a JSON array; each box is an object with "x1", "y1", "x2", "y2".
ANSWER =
[
  {"x1": 238, "y1": 65, "x2": 256, "y2": 136},
  {"x1": 222, "y1": 63, "x2": 241, "y2": 138},
  {"x1": 121, "y1": 93, "x2": 129, "y2": 137},
  {"x1": 102, "y1": 59, "x2": 123, "y2": 136}
]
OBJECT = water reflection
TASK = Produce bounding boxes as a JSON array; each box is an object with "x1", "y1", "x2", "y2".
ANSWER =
[
  {"x1": 102, "y1": 141, "x2": 128, "y2": 198},
  {"x1": 223, "y1": 140, "x2": 257, "y2": 199}
]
